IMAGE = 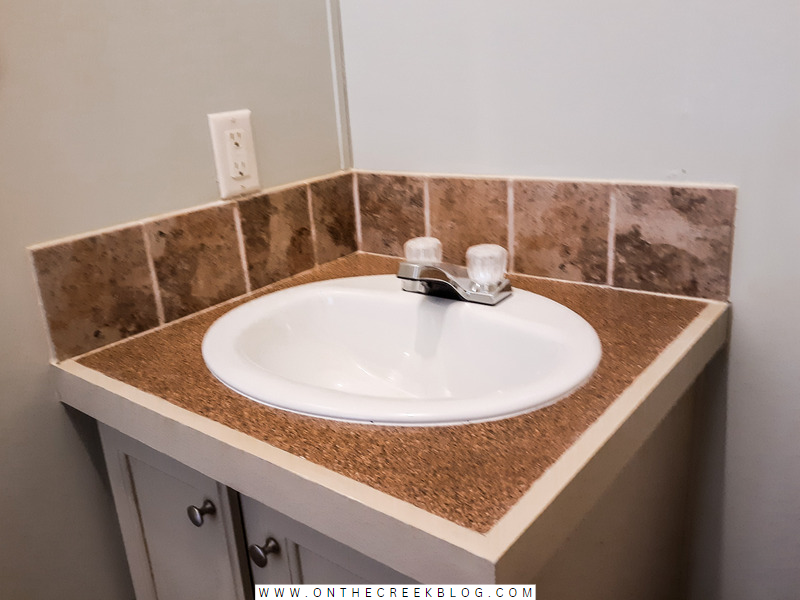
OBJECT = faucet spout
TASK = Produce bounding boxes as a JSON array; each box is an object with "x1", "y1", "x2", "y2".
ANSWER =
[{"x1": 397, "y1": 261, "x2": 512, "y2": 305}]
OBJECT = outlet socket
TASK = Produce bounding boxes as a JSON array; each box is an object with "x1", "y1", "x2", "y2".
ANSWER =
[{"x1": 208, "y1": 109, "x2": 260, "y2": 199}]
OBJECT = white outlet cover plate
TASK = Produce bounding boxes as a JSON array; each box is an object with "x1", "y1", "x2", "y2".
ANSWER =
[{"x1": 208, "y1": 109, "x2": 260, "y2": 199}]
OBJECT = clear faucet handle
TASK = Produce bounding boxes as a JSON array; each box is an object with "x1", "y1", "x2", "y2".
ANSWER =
[
  {"x1": 404, "y1": 237, "x2": 443, "y2": 263},
  {"x1": 466, "y1": 244, "x2": 508, "y2": 288}
]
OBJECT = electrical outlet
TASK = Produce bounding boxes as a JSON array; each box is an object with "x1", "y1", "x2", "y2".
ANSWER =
[{"x1": 208, "y1": 109, "x2": 260, "y2": 198}]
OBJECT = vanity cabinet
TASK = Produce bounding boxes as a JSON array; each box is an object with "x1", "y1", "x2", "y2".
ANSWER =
[
  {"x1": 99, "y1": 425, "x2": 410, "y2": 598},
  {"x1": 59, "y1": 255, "x2": 730, "y2": 585}
]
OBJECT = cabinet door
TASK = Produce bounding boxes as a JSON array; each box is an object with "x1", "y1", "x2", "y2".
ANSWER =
[
  {"x1": 100, "y1": 425, "x2": 249, "y2": 600},
  {"x1": 240, "y1": 494, "x2": 413, "y2": 585}
]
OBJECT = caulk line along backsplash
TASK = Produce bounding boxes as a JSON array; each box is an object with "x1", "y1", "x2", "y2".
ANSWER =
[{"x1": 30, "y1": 169, "x2": 736, "y2": 361}]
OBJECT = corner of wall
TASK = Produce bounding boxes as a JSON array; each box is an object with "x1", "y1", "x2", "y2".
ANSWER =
[{"x1": 326, "y1": 0, "x2": 354, "y2": 171}]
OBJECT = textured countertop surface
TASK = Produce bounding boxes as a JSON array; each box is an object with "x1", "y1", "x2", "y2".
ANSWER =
[{"x1": 78, "y1": 253, "x2": 706, "y2": 533}]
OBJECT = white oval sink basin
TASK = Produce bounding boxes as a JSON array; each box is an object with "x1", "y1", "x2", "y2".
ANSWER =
[{"x1": 202, "y1": 275, "x2": 601, "y2": 426}]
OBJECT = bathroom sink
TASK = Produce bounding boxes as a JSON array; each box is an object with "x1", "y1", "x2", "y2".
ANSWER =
[{"x1": 202, "y1": 275, "x2": 601, "y2": 426}]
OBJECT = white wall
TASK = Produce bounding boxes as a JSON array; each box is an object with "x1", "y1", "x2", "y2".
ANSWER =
[
  {"x1": 0, "y1": 1, "x2": 345, "y2": 597},
  {"x1": 339, "y1": 0, "x2": 800, "y2": 596}
]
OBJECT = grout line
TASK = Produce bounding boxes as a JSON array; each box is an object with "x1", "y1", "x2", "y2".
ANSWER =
[
  {"x1": 232, "y1": 203, "x2": 252, "y2": 294},
  {"x1": 72, "y1": 254, "x2": 371, "y2": 362},
  {"x1": 73, "y1": 250, "x2": 717, "y2": 364},
  {"x1": 423, "y1": 178, "x2": 431, "y2": 237},
  {"x1": 508, "y1": 269, "x2": 718, "y2": 304},
  {"x1": 73, "y1": 283, "x2": 260, "y2": 361},
  {"x1": 353, "y1": 171, "x2": 362, "y2": 250},
  {"x1": 349, "y1": 168, "x2": 739, "y2": 191},
  {"x1": 307, "y1": 184, "x2": 320, "y2": 265},
  {"x1": 27, "y1": 200, "x2": 229, "y2": 252},
  {"x1": 26, "y1": 170, "x2": 733, "y2": 254},
  {"x1": 246, "y1": 170, "x2": 350, "y2": 199},
  {"x1": 606, "y1": 190, "x2": 618, "y2": 286},
  {"x1": 507, "y1": 179, "x2": 515, "y2": 272},
  {"x1": 30, "y1": 173, "x2": 353, "y2": 252},
  {"x1": 140, "y1": 224, "x2": 166, "y2": 326},
  {"x1": 355, "y1": 250, "x2": 403, "y2": 260},
  {"x1": 26, "y1": 171, "x2": 733, "y2": 253},
  {"x1": 26, "y1": 220, "x2": 149, "y2": 251},
  {"x1": 140, "y1": 200, "x2": 230, "y2": 228}
]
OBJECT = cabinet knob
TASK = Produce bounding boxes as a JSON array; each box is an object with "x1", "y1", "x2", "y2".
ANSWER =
[
  {"x1": 186, "y1": 499, "x2": 216, "y2": 527},
  {"x1": 248, "y1": 537, "x2": 280, "y2": 568}
]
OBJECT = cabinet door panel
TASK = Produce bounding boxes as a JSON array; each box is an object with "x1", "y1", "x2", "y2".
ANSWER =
[
  {"x1": 240, "y1": 494, "x2": 414, "y2": 585},
  {"x1": 296, "y1": 546, "x2": 368, "y2": 584},
  {"x1": 238, "y1": 494, "x2": 295, "y2": 584},
  {"x1": 128, "y1": 457, "x2": 241, "y2": 600},
  {"x1": 99, "y1": 425, "x2": 249, "y2": 600}
]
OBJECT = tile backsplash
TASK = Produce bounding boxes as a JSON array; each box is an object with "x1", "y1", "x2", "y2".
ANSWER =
[
  {"x1": 309, "y1": 173, "x2": 358, "y2": 264},
  {"x1": 357, "y1": 171, "x2": 735, "y2": 299},
  {"x1": 31, "y1": 169, "x2": 736, "y2": 361},
  {"x1": 30, "y1": 172, "x2": 356, "y2": 360},
  {"x1": 31, "y1": 226, "x2": 160, "y2": 360},
  {"x1": 237, "y1": 184, "x2": 314, "y2": 289},
  {"x1": 429, "y1": 176, "x2": 509, "y2": 264},
  {"x1": 358, "y1": 172, "x2": 425, "y2": 256},
  {"x1": 612, "y1": 184, "x2": 736, "y2": 299},
  {"x1": 514, "y1": 180, "x2": 610, "y2": 285},
  {"x1": 145, "y1": 203, "x2": 246, "y2": 323}
]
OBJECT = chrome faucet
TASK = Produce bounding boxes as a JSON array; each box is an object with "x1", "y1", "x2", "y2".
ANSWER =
[{"x1": 396, "y1": 238, "x2": 512, "y2": 306}]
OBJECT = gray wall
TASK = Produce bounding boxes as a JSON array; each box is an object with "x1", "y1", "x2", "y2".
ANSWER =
[
  {"x1": 339, "y1": 0, "x2": 800, "y2": 597},
  {"x1": 0, "y1": 1, "x2": 345, "y2": 597}
]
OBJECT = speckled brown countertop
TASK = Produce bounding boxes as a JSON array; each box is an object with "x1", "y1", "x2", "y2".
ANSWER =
[{"x1": 77, "y1": 253, "x2": 706, "y2": 534}]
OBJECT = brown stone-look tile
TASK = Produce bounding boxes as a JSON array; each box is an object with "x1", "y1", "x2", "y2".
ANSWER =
[
  {"x1": 31, "y1": 226, "x2": 159, "y2": 360},
  {"x1": 146, "y1": 204, "x2": 246, "y2": 322},
  {"x1": 358, "y1": 173, "x2": 425, "y2": 256},
  {"x1": 237, "y1": 185, "x2": 314, "y2": 290},
  {"x1": 309, "y1": 173, "x2": 357, "y2": 263},
  {"x1": 514, "y1": 181, "x2": 610, "y2": 283},
  {"x1": 429, "y1": 177, "x2": 508, "y2": 264},
  {"x1": 613, "y1": 185, "x2": 736, "y2": 300}
]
